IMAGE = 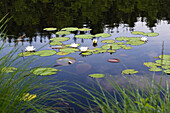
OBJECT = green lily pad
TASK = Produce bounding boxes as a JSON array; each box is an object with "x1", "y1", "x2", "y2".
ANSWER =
[
  {"x1": 87, "y1": 49, "x2": 96, "y2": 52},
  {"x1": 93, "y1": 48, "x2": 103, "y2": 51},
  {"x1": 1, "y1": 67, "x2": 17, "y2": 73},
  {"x1": 117, "y1": 42, "x2": 125, "y2": 45},
  {"x1": 75, "y1": 34, "x2": 94, "y2": 39},
  {"x1": 88, "y1": 74, "x2": 105, "y2": 78},
  {"x1": 97, "y1": 49, "x2": 107, "y2": 53},
  {"x1": 102, "y1": 44, "x2": 121, "y2": 50},
  {"x1": 155, "y1": 60, "x2": 170, "y2": 65},
  {"x1": 107, "y1": 50, "x2": 116, "y2": 53},
  {"x1": 50, "y1": 41, "x2": 63, "y2": 46},
  {"x1": 116, "y1": 37, "x2": 130, "y2": 41},
  {"x1": 59, "y1": 48, "x2": 79, "y2": 53},
  {"x1": 131, "y1": 31, "x2": 144, "y2": 35},
  {"x1": 78, "y1": 28, "x2": 92, "y2": 31},
  {"x1": 43, "y1": 27, "x2": 57, "y2": 31},
  {"x1": 57, "y1": 57, "x2": 76, "y2": 66},
  {"x1": 164, "y1": 69, "x2": 170, "y2": 74},
  {"x1": 56, "y1": 31, "x2": 71, "y2": 35},
  {"x1": 149, "y1": 67, "x2": 162, "y2": 72},
  {"x1": 34, "y1": 50, "x2": 56, "y2": 56},
  {"x1": 143, "y1": 32, "x2": 159, "y2": 37},
  {"x1": 56, "y1": 52, "x2": 70, "y2": 55},
  {"x1": 121, "y1": 45, "x2": 132, "y2": 49},
  {"x1": 162, "y1": 65, "x2": 170, "y2": 69},
  {"x1": 144, "y1": 62, "x2": 161, "y2": 68},
  {"x1": 159, "y1": 55, "x2": 170, "y2": 60},
  {"x1": 122, "y1": 69, "x2": 138, "y2": 75},
  {"x1": 101, "y1": 39, "x2": 115, "y2": 43},
  {"x1": 81, "y1": 52, "x2": 92, "y2": 56},
  {"x1": 50, "y1": 37, "x2": 70, "y2": 42},
  {"x1": 61, "y1": 27, "x2": 78, "y2": 31},
  {"x1": 126, "y1": 40, "x2": 145, "y2": 45},
  {"x1": 30, "y1": 67, "x2": 59, "y2": 75},
  {"x1": 18, "y1": 52, "x2": 34, "y2": 57},
  {"x1": 95, "y1": 33, "x2": 111, "y2": 38}
]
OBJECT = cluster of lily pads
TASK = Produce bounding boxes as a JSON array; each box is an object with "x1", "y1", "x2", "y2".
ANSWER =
[{"x1": 144, "y1": 55, "x2": 170, "y2": 74}]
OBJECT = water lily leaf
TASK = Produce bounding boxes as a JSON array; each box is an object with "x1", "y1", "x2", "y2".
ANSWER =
[
  {"x1": 101, "y1": 39, "x2": 115, "y2": 43},
  {"x1": 92, "y1": 51, "x2": 100, "y2": 54},
  {"x1": 81, "y1": 52, "x2": 92, "y2": 56},
  {"x1": 18, "y1": 52, "x2": 34, "y2": 57},
  {"x1": 155, "y1": 60, "x2": 170, "y2": 65},
  {"x1": 59, "y1": 48, "x2": 79, "y2": 53},
  {"x1": 50, "y1": 37, "x2": 70, "y2": 42},
  {"x1": 43, "y1": 27, "x2": 57, "y2": 31},
  {"x1": 78, "y1": 28, "x2": 92, "y2": 31},
  {"x1": 131, "y1": 31, "x2": 144, "y2": 35},
  {"x1": 56, "y1": 52, "x2": 70, "y2": 55},
  {"x1": 159, "y1": 55, "x2": 170, "y2": 60},
  {"x1": 1, "y1": 67, "x2": 17, "y2": 73},
  {"x1": 93, "y1": 48, "x2": 103, "y2": 51},
  {"x1": 121, "y1": 45, "x2": 132, "y2": 49},
  {"x1": 30, "y1": 67, "x2": 59, "y2": 75},
  {"x1": 61, "y1": 27, "x2": 78, "y2": 31},
  {"x1": 108, "y1": 58, "x2": 120, "y2": 63},
  {"x1": 117, "y1": 42, "x2": 125, "y2": 45},
  {"x1": 116, "y1": 37, "x2": 129, "y2": 41},
  {"x1": 97, "y1": 49, "x2": 107, "y2": 53},
  {"x1": 122, "y1": 69, "x2": 138, "y2": 75},
  {"x1": 56, "y1": 31, "x2": 71, "y2": 35},
  {"x1": 88, "y1": 74, "x2": 105, "y2": 78},
  {"x1": 164, "y1": 69, "x2": 170, "y2": 74},
  {"x1": 143, "y1": 32, "x2": 159, "y2": 37},
  {"x1": 126, "y1": 40, "x2": 145, "y2": 45},
  {"x1": 102, "y1": 44, "x2": 121, "y2": 50},
  {"x1": 87, "y1": 49, "x2": 96, "y2": 52},
  {"x1": 144, "y1": 62, "x2": 161, "y2": 68},
  {"x1": 21, "y1": 93, "x2": 36, "y2": 101},
  {"x1": 107, "y1": 50, "x2": 116, "y2": 53},
  {"x1": 149, "y1": 67, "x2": 162, "y2": 72},
  {"x1": 57, "y1": 57, "x2": 76, "y2": 66},
  {"x1": 95, "y1": 33, "x2": 111, "y2": 38},
  {"x1": 162, "y1": 65, "x2": 170, "y2": 69},
  {"x1": 34, "y1": 50, "x2": 56, "y2": 56},
  {"x1": 75, "y1": 34, "x2": 94, "y2": 39},
  {"x1": 50, "y1": 41, "x2": 63, "y2": 46}
]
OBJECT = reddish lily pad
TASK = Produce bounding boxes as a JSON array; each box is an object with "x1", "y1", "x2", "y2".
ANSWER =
[{"x1": 108, "y1": 58, "x2": 120, "y2": 63}]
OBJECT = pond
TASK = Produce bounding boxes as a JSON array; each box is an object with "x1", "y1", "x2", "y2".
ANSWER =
[{"x1": 1, "y1": 0, "x2": 170, "y2": 112}]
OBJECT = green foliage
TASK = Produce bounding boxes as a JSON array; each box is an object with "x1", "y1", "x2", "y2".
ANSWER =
[
  {"x1": 75, "y1": 34, "x2": 94, "y2": 39},
  {"x1": 56, "y1": 31, "x2": 71, "y2": 35},
  {"x1": 122, "y1": 69, "x2": 138, "y2": 74},
  {"x1": 34, "y1": 50, "x2": 57, "y2": 56},
  {"x1": 43, "y1": 27, "x2": 57, "y2": 31},
  {"x1": 61, "y1": 27, "x2": 78, "y2": 31},
  {"x1": 88, "y1": 74, "x2": 105, "y2": 78},
  {"x1": 95, "y1": 33, "x2": 111, "y2": 38},
  {"x1": 30, "y1": 67, "x2": 59, "y2": 75}
]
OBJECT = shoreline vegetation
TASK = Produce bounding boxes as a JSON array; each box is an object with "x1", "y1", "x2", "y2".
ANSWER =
[{"x1": 1, "y1": 16, "x2": 170, "y2": 113}]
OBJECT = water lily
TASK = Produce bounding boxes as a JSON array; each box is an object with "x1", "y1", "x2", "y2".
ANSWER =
[
  {"x1": 25, "y1": 46, "x2": 35, "y2": 52},
  {"x1": 80, "y1": 47, "x2": 88, "y2": 52},
  {"x1": 93, "y1": 39, "x2": 98, "y2": 43},
  {"x1": 70, "y1": 43, "x2": 79, "y2": 48},
  {"x1": 141, "y1": 37, "x2": 148, "y2": 42}
]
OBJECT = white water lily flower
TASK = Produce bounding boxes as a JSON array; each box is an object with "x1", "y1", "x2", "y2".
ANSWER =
[
  {"x1": 93, "y1": 39, "x2": 98, "y2": 43},
  {"x1": 80, "y1": 47, "x2": 88, "y2": 52},
  {"x1": 25, "y1": 46, "x2": 35, "y2": 52},
  {"x1": 141, "y1": 37, "x2": 148, "y2": 42},
  {"x1": 70, "y1": 43, "x2": 79, "y2": 48}
]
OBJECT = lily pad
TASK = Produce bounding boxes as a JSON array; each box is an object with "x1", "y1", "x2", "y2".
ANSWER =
[
  {"x1": 143, "y1": 32, "x2": 159, "y2": 37},
  {"x1": 117, "y1": 42, "x2": 125, "y2": 45},
  {"x1": 122, "y1": 69, "x2": 138, "y2": 75},
  {"x1": 88, "y1": 74, "x2": 105, "y2": 79},
  {"x1": 95, "y1": 33, "x2": 111, "y2": 38},
  {"x1": 56, "y1": 31, "x2": 71, "y2": 35},
  {"x1": 121, "y1": 45, "x2": 132, "y2": 49},
  {"x1": 56, "y1": 52, "x2": 70, "y2": 55},
  {"x1": 57, "y1": 57, "x2": 76, "y2": 66},
  {"x1": 1, "y1": 67, "x2": 17, "y2": 73},
  {"x1": 159, "y1": 55, "x2": 170, "y2": 60},
  {"x1": 143, "y1": 62, "x2": 161, "y2": 68},
  {"x1": 108, "y1": 58, "x2": 120, "y2": 63},
  {"x1": 97, "y1": 49, "x2": 107, "y2": 53},
  {"x1": 149, "y1": 67, "x2": 162, "y2": 72},
  {"x1": 107, "y1": 50, "x2": 116, "y2": 53},
  {"x1": 161, "y1": 65, "x2": 170, "y2": 69},
  {"x1": 164, "y1": 69, "x2": 170, "y2": 74},
  {"x1": 59, "y1": 48, "x2": 79, "y2": 53},
  {"x1": 50, "y1": 37, "x2": 70, "y2": 42},
  {"x1": 155, "y1": 60, "x2": 170, "y2": 65},
  {"x1": 131, "y1": 31, "x2": 144, "y2": 35},
  {"x1": 81, "y1": 52, "x2": 92, "y2": 56},
  {"x1": 78, "y1": 28, "x2": 92, "y2": 31},
  {"x1": 50, "y1": 41, "x2": 63, "y2": 46},
  {"x1": 126, "y1": 40, "x2": 145, "y2": 45},
  {"x1": 61, "y1": 27, "x2": 78, "y2": 31},
  {"x1": 116, "y1": 37, "x2": 130, "y2": 41},
  {"x1": 34, "y1": 50, "x2": 56, "y2": 56},
  {"x1": 75, "y1": 34, "x2": 94, "y2": 39},
  {"x1": 18, "y1": 52, "x2": 34, "y2": 57},
  {"x1": 101, "y1": 39, "x2": 115, "y2": 43},
  {"x1": 30, "y1": 67, "x2": 59, "y2": 75},
  {"x1": 102, "y1": 44, "x2": 121, "y2": 50},
  {"x1": 43, "y1": 27, "x2": 57, "y2": 31}
]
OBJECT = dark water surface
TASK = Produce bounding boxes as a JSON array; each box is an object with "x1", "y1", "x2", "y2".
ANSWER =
[{"x1": 1, "y1": 0, "x2": 170, "y2": 112}]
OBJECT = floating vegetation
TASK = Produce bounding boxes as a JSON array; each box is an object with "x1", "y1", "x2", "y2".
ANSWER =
[
  {"x1": 34, "y1": 50, "x2": 56, "y2": 56},
  {"x1": 88, "y1": 74, "x2": 105, "y2": 78},
  {"x1": 143, "y1": 62, "x2": 161, "y2": 68},
  {"x1": 18, "y1": 52, "x2": 34, "y2": 57},
  {"x1": 61, "y1": 27, "x2": 78, "y2": 31},
  {"x1": 159, "y1": 55, "x2": 170, "y2": 60},
  {"x1": 78, "y1": 28, "x2": 92, "y2": 31},
  {"x1": 56, "y1": 31, "x2": 71, "y2": 35},
  {"x1": 164, "y1": 69, "x2": 170, "y2": 74},
  {"x1": 107, "y1": 58, "x2": 120, "y2": 63},
  {"x1": 1, "y1": 67, "x2": 17, "y2": 73},
  {"x1": 107, "y1": 50, "x2": 116, "y2": 53},
  {"x1": 143, "y1": 32, "x2": 159, "y2": 37},
  {"x1": 59, "y1": 48, "x2": 79, "y2": 53},
  {"x1": 57, "y1": 57, "x2": 76, "y2": 66},
  {"x1": 126, "y1": 40, "x2": 145, "y2": 46},
  {"x1": 149, "y1": 67, "x2": 162, "y2": 72},
  {"x1": 50, "y1": 37, "x2": 70, "y2": 42},
  {"x1": 43, "y1": 27, "x2": 57, "y2": 31},
  {"x1": 69, "y1": 43, "x2": 81, "y2": 48},
  {"x1": 101, "y1": 39, "x2": 115, "y2": 43},
  {"x1": 95, "y1": 33, "x2": 111, "y2": 38},
  {"x1": 116, "y1": 37, "x2": 141, "y2": 41},
  {"x1": 102, "y1": 44, "x2": 121, "y2": 50},
  {"x1": 81, "y1": 52, "x2": 92, "y2": 56},
  {"x1": 75, "y1": 34, "x2": 94, "y2": 39},
  {"x1": 122, "y1": 69, "x2": 138, "y2": 75},
  {"x1": 121, "y1": 45, "x2": 132, "y2": 49},
  {"x1": 21, "y1": 93, "x2": 37, "y2": 101},
  {"x1": 56, "y1": 52, "x2": 70, "y2": 55},
  {"x1": 131, "y1": 31, "x2": 144, "y2": 35},
  {"x1": 30, "y1": 67, "x2": 59, "y2": 75},
  {"x1": 50, "y1": 41, "x2": 63, "y2": 46}
]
